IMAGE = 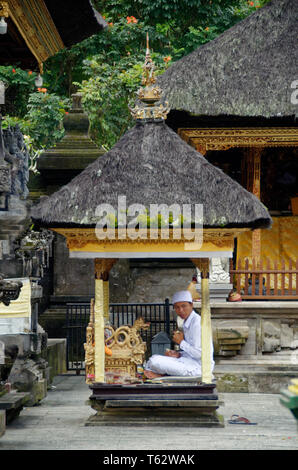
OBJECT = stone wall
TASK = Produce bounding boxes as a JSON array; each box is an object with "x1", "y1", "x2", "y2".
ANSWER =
[
  {"x1": 127, "y1": 266, "x2": 195, "y2": 303},
  {"x1": 0, "y1": 124, "x2": 55, "y2": 407},
  {"x1": 0, "y1": 125, "x2": 30, "y2": 273},
  {"x1": 53, "y1": 234, "x2": 195, "y2": 302},
  {"x1": 199, "y1": 301, "x2": 298, "y2": 361}
]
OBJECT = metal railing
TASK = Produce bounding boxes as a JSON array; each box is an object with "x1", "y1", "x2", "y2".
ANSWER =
[{"x1": 65, "y1": 300, "x2": 176, "y2": 371}]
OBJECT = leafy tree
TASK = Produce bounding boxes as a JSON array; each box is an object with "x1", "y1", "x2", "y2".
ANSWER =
[
  {"x1": 0, "y1": 0, "x2": 271, "y2": 151},
  {"x1": 25, "y1": 91, "x2": 70, "y2": 148},
  {"x1": 74, "y1": 18, "x2": 171, "y2": 148},
  {"x1": 0, "y1": 66, "x2": 36, "y2": 117}
]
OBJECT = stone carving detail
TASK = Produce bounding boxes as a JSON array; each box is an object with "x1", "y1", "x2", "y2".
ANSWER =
[
  {"x1": 2, "y1": 125, "x2": 29, "y2": 200},
  {"x1": 209, "y1": 258, "x2": 230, "y2": 283},
  {"x1": 14, "y1": 229, "x2": 54, "y2": 278},
  {"x1": 0, "y1": 274, "x2": 23, "y2": 306}
]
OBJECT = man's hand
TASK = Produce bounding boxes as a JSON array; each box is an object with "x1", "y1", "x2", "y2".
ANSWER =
[
  {"x1": 165, "y1": 349, "x2": 181, "y2": 358},
  {"x1": 172, "y1": 330, "x2": 184, "y2": 345}
]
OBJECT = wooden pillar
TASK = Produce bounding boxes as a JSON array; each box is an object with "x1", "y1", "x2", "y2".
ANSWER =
[
  {"x1": 245, "y1": 147, "x2": 262, "y2": 265},
  {"x1": 93, "y1": 258, "x2": 117, "y2": 382},
  {"x1": 190, "y1": 258, "x2": 213, "y2": 384}
]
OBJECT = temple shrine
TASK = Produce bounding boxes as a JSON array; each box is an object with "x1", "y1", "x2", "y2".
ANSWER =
[{"x1": 31, "y1": 37, "x2": 272, "y2": 425}]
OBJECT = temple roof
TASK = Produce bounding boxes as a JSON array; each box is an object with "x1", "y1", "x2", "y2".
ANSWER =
[
  {"x1": 31, "y1": 37, "x2": 272, "y2": 231},
  {"x1": 0, "y1": 0, "x2": 107, "y2": 71},
  {"x1": 158, "y1": 0, "x2": 298, "y2": 120},
  {"x1": 31, "y1": 119, "x2": 272, "y2": 230}
]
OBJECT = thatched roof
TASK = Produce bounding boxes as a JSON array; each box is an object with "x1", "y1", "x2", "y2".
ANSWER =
[
  {"x1": 158, "y1": 0, "x2": 298, "y2": 119},
  {"x1": 0, "y1": 0, "x2": 106, "y2": 70},
  {"x1": 31, "y1": 120, "x2": 272, "y2": 230}
]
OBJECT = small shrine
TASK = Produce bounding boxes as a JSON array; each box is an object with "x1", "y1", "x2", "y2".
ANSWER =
[{"x1": 31, "y1": 37, "x2": 271, "y2": 426}]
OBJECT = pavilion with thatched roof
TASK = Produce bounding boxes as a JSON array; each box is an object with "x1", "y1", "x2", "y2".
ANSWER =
[
  {"x1": 159, "y1": 0, "x2": 297, "y2": 122},
  {"x1": 157, "y1": 0, "x2": 298, "y2": 289},
  {"x1": 31, "y1": 38, "x2": 272, "y2": 425}
]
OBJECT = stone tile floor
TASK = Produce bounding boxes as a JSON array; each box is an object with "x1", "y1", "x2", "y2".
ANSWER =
[{"x1": 0, "y1": 374, "x2": 297, "y2": 451}]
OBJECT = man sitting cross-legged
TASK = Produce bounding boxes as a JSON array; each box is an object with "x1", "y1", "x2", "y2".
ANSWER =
[{"x1": 144, "y1": 290, "x2": 214, "y2": 379}]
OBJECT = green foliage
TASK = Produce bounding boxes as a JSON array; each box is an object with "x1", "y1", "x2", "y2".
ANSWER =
[
  {"x1": 25, "y1": 91, "x2": 71, "y2": 148},
  {"x1": 74, "y1": 19, "x2": 170, "y2": 147},
  {"x1": 1, "y1": 0, "x2": 272, "y2": 152},
  {"x1": 0, "y1": 66, "x2": 36, "y2": 117},
  {"x1": 2, "y1": 90, "x2": 70, "y2": 161}
]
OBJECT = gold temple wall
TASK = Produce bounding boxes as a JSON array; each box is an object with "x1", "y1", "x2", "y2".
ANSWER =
[{"x1": 237, "y1": 217, "x2": 298, "y2": 289}]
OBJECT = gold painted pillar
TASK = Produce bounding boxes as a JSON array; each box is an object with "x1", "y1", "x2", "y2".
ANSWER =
[
  {"x1": 191, "y1": 258, "x2": 213, "y2": 384},
  {"x1": 94, "y1": 258, "x2": 117, "y2": 382},
  {"x1": 244, "y1": 147, "x2": 262, "y2": 264}
]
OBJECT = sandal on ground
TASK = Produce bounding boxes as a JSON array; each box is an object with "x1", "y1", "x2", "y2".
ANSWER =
[{"x1": 228, "y1": 414, "x2": 257, "y2": 425}]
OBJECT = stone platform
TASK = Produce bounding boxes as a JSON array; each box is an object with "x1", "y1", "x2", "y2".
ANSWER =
[
  {"x1": 86, "y1": 381, "x2": 223, "y2": 427},
  {"x1": 0, "y1": 391, "x2": 30, "y2": 424}
]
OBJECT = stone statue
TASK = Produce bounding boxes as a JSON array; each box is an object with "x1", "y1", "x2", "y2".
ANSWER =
[{"x1": 209, "y1": 257, "x2": 230, "y2": 283}]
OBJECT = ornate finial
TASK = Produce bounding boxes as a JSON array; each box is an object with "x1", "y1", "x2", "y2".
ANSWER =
[{"x1": 129, "y1": 34, "x2": 170, "y2": 121}]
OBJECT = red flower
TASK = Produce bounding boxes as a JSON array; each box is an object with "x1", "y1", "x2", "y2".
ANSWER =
[
  {"x1": 108, "y1": 22, "x2": 113, "y2": 27},
  {"x1": 249, "y1": 1, "x2": 254, "y2": 5},
  {"x1": 12, "y1": 68, "x2": 16, "y2": 73},
  {"x1": 127, "y1": 16, "x2": 137, "y2": 24},
  {"x1": 28, "y1": 71, "x2": 32, "y2": 75}
]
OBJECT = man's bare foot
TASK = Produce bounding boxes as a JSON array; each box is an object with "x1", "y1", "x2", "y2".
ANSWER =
[{"x1": 144, "y1": 370, "x2": 164, "y2": 379}]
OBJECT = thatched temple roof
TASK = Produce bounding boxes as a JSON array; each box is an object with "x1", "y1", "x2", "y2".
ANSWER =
[
  {"x1": 158, "y1": 0, "x2": 298, "y2": 120},
  {"x1": 31, "y1": 120, "x2": 272, "y2": 230}
]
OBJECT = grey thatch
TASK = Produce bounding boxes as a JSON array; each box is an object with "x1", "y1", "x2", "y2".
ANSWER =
[
  {"x1": 31, "y1": 120, "x2": 271, "y2": 229},
  {"x1": 158, "y1": 0, "x2": 298, "y2": 119}
]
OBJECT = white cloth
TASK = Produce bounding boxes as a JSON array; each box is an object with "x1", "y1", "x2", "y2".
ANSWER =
[
  {"x1": 172, "y1": 290, "x2": 192, "y2": 305},
  {"x1": 145, "y1": 310, "x2": 215, "y2": 377}
]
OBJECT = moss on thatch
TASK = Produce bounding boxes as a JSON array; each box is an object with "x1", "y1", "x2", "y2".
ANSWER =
[
  {"x1": 31, "y1": 120, "x2": 271, "y2": 229},
  {"x1": 158, "y1": 0, "x2": 298, "y2": 119}
]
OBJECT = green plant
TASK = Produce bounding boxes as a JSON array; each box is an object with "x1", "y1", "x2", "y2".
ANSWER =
[
  {"x1": 25, "y1": 90, "x2": 71, "y2": 148},
  {"x1": 74, "y1": 21, "x2": 169, "y2": 149},
  {"x1": 0, "y1": 66, "x2": 36, "y2": 117}
]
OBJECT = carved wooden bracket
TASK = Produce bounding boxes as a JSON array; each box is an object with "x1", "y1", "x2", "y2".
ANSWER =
[
  {"x1": 94, "y1": 258, "x2": 118, "y2": 280},
  {"x1": 190, "y1": 258, "x2": 209, "y2": 279}
]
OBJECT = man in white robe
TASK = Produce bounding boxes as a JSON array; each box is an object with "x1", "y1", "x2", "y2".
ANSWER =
[{"x1": 144, "y1": 290, "x2": 214, "y2": 379}]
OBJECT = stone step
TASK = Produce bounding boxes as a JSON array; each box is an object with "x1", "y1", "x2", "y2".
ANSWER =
[
  {"x1": 214, "y1": 366, "x2": 298, "y2": 393},
  {"x1": 40, "y1": 307, "x2": 67, "y2": 315},
  {"x1": 0, "y1": 391, "x2": 30, "y2": 424}
]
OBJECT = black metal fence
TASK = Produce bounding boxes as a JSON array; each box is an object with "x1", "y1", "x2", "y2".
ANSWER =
[
  {"x1": 66, "y1": 303, "x2": 90, "y2": 372},
  {"x1": 66, "y1": 300, "x2": 176, "y2": 371}
]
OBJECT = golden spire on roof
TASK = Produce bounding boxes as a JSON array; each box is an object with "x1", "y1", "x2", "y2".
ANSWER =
[{"x1": 130, "y1": 33, "x2": 169, "y2": 121}]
